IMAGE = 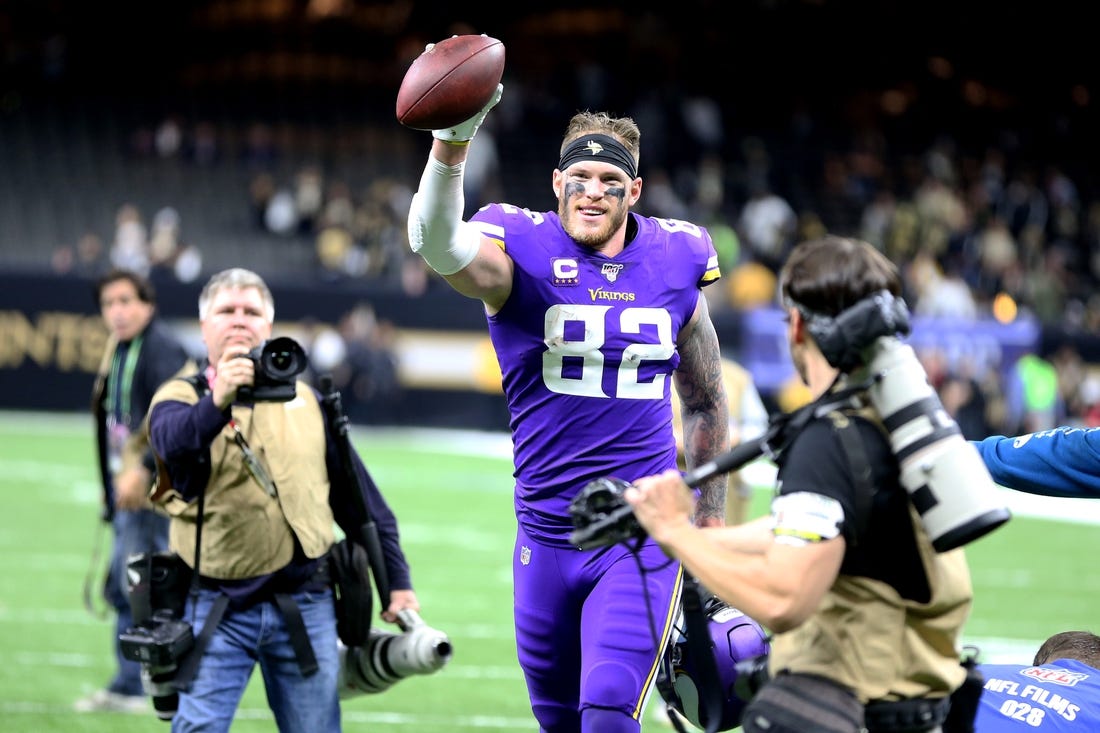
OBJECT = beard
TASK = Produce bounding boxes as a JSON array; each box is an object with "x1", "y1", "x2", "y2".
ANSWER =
[{"x1": 558, "y1": 197, "x2": 629, "y2": 251}]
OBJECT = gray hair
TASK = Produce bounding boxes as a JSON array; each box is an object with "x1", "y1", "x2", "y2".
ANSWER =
[{"x1": 198, "y1": 268, "x2": 275, "y2": 322}]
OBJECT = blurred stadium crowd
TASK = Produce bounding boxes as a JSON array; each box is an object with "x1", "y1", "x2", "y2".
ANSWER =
[{"x1": 1, "y1": 0, "x2": 1098, "y2": 432}]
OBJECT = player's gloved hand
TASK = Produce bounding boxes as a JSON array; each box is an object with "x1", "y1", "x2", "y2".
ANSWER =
[{"x1": 432, "y1": 82, "x2": 503, "y2": 144}]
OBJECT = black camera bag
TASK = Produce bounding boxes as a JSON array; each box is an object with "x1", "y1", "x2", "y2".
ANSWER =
[{"x1": 329, "y1": 537, "x2": 373, "y2": 647}]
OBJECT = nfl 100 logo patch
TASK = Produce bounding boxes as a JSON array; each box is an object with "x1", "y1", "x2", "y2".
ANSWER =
[{"x1": 601, "y1": 263, "x2": 624, "y2": 283}]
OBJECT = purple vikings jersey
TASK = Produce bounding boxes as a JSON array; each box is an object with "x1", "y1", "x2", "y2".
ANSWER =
[{"x1": 470, "y1": 204, "x2": 720, "y2": 546}]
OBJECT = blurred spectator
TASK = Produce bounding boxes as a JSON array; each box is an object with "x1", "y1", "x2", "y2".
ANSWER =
[
  {"x1": 54, "y1": 233, "x2": 111, "y2": 278},
  {"x1": 190, "y1": 120, "x2": 220, "y2": 166},
  {"x1": 249, "y1": 172, "x2": 277, "y2": 230},
  {"x1": 358, "y1": 178, "x2": 411, "y2": 282},
  {"x1": 815, "y1": 151, "x2": 865, "y2": 236},
  {"x1": 859, "y1": 189, "x2": 897, "y2": 250},
  {"x1": 264, "y1": 187, "x2": 298, "y2": 235},
  {"x1": 1024, "y1": 245, "x2": 1071, "y2": 324},
  {"x1": 400, "y1": 253, "x2": 430, "y2": 297},
  {"x1": 640, "y1": 168, "x2": 690, "y2": 220},
  {"x1": 910, "y1": 251, "x2": 979, "y2": 320},
  {"x1": 737, "y1": 180, "x2": 796, "y2": 272},
  {"x1": 1004, "y1": 352, "x2": 1065, "y2": 435},
  {"x1": 74, "y1": 233, "x2": 110, "y2": 277},
  {"x1": 680, "y1": 94, "x2": 725, "y2": 157},
  {"x1": 939, "y1": 373, "x2": 992, "y2": 440},
  {"x1": 50, "y1": 244, "x2": 75, "y2": 275},
  {"x1": 315, "y1": 224, "x2": 364, "y2": 280},
  {"x1": 242, "y1": 122, "x2": 278, "y2": 170},
  {"x1": 109, "y1": 203, "x2": 149, "y2": 277},
  {"x1": 309, "y1": 324, "x2": 347, "y2": 371},
  {"x1": 972, "y1": 213, "x2": 1018, "y2": 296},
  {"x1": 913, "y1": 172, "x2": 968, "y2": 259},
  {"x1": 725, "y1": 259, "x2": 776, "y2": 310},
  {"x1": 148, "y1": 207, "x2": 182, "y2": 271},
  {"x1": 173, "y1": 243, "x2": 203, "y2": 283},
  {"x1": 321, "y1": 179, "x2": 355, "y2": 232},
  {"x1": 294, "y1": 164, "x2": 325, "y2": 235},
  {"x1": 1049, "y1": 341, "x2": 1090, "y2": 424},
  {"x1": 336, "y1": 303, "x2": 401, "y2": 424},
  {"x1": 154, "y1": 116, "x2": 183, "y2": 159},
  {"x1": 999, "y1": 166, "x2": 1048, "y2": 239},
  {"x1": 147, "y1": 207, "x2": 203, "y2": 284}
]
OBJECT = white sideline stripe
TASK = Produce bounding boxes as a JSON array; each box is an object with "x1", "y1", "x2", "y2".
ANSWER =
[{"x1": 994, "y1": 487, "x2": 1100, "y2": 525}]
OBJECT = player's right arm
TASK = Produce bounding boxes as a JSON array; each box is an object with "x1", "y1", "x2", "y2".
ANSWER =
[{"x1": 406, "y1": 85, "x2": 513, "y2": 311}]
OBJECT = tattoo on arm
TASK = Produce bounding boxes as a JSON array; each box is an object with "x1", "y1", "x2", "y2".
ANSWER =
[{"x1": 675, "y1": 299, "x2": 729, "y2": 522}]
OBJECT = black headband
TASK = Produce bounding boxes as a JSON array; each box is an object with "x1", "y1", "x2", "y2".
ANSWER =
[{"x1": 557, "y1": 134, "x2": 638, "y2": 180}]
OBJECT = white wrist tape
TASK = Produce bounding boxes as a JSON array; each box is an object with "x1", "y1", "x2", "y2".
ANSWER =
[{"x1": 406, "y1": 157, "x2": 481, "y2": 275}]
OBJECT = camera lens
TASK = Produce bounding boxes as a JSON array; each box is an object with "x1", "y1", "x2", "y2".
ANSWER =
[
  {"x1": 152, "y1": 691, "x2": 179, "y2": 721},
  {"x1": 270, "y1": 351, "x2": 293, "y2": 370},
  {"x1": 260, "y1": 337, "x2": 307, "y2": 380}
]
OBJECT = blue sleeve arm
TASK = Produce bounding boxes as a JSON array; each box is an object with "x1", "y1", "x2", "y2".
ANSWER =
[
  {"x1": 148, "y1": 395, "x2": 228, "y2": 500},
  {"x1": 972, "y1": 427, "x2": 1100, "y2": 498}
]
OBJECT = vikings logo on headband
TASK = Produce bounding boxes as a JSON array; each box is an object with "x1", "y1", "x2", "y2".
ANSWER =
[{"x1": 557, "y1": 134, "x2": 638, "y2": 180}]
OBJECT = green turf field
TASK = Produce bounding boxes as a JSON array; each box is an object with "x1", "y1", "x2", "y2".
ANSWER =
[{"x1": 0, "y1": 410, "x2": 1097, "y2": 732}]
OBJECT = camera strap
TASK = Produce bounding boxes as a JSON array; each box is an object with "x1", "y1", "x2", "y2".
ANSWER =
[
  {"x1": 229, "y1": 419, "x2": 278, "y2": 497},
  {"x1": 170, "y1": 438, "x2": 226, "y2": 691},
  {"x1": 173, "y1": 593, "x2": 228, "y2": 691},
  {"x1": 273, "y1": 592, "x2": 320, "y2": 676},
  {"x1": 825, "y1": 407, "x2": 875, "y2": 545},
  {"x1": 81, "y1": 518, "x2": 110, "y2": 620},
  {"x1": 681, "y1": 575, "x2": 724, "y2": 733},
  {"x1": 318, "y1": 375, "x2": 391, "y2": 609}
]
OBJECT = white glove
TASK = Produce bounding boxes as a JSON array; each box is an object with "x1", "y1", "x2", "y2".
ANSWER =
[{"x1": 432, "y1": 83, "x2": 503, "y2": 144}]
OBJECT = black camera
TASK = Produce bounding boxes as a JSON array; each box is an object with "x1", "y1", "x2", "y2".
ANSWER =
[
  {"x1": 119, "y1": 609, "x2": 194, "y2": 720},
  {"x1": 238, "y1": 336, "x2": 308, "y2": 402},
  {"x1": 568, "y1": 477, "x2": 645, "y2": 550},
  {"x1": 120, "y1": 609, "x2": 194, "y2": 668}
]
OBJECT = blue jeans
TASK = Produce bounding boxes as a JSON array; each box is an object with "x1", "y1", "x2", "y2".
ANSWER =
[
  {"x1": 106, "y1": 507, "x2": 170, "y2": 696},
  {"x1": 173, "y1": 587, "x2": 340, "y2": 733}
]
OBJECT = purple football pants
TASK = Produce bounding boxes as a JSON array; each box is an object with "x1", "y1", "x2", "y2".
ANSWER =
[{"x1": 513, "y1": 523, "x2": 683, "y2": 732}]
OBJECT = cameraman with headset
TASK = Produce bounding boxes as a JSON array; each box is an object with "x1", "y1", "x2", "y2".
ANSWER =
[
  {"x1": 145, "y1": 267, "x2": 420, "y2": 732},
  {"x1": 626, "y1": 237, "x2": 976, "y2": 733}
]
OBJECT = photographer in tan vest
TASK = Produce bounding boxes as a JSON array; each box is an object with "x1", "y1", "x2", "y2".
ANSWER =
[{"x1": 145, "y1": 267, "x2": 421, "y2": 731}]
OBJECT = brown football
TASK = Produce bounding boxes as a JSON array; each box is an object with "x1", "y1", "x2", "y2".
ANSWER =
[{"x1": 396, "y1": 35, "x2": 505, "y2": 131}]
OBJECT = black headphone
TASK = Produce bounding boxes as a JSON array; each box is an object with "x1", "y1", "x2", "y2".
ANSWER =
[{"x1": 797, "y1": 290, "x2": 911, "y2": 371}]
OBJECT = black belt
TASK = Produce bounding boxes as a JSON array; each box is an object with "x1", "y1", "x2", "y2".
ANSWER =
[{"x1": 865, "y1": 696, "x2": 950, "y2": 733}]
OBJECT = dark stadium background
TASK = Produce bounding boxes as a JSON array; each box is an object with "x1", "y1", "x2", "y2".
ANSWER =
[{"x1": 1, "y1": 0, "x2": 1097, "y2": 426}]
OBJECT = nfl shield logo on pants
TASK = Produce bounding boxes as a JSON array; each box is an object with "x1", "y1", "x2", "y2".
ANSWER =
[{"x1": 520, "y1": 545, "x2": 532, "y2": 566}]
